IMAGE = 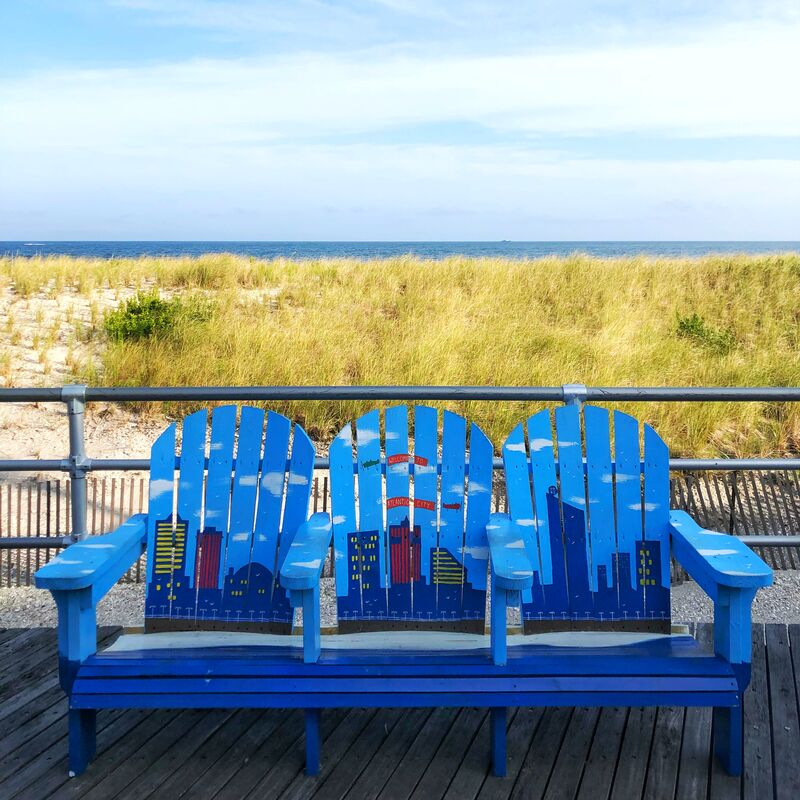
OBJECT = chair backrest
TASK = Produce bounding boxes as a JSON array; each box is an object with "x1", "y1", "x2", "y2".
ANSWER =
[
  {"x1": 144, "y1": 405, "x2": 314, "y2": 633},
  {"x1": 330, "y1": 405, "x2": 494, "y2": 632},
  {"x1": 502, "y1": 404, "x2": 671, "y2": 633}
]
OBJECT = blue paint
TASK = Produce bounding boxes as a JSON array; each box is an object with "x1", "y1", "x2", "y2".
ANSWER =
[
  {"x1": 177, "y1": 409, "x2": 207, "y2": 591},
  {"x1": 490, "y1": 707, "x2": 507, "y2": 777},
  {"x1": 330, "y1": 407, "x2": 494, "y2": 628},
  {"x1": 144, "y1": 424, "x2": 176, "y2": 588},
  {"x1": 463, "y1": 423, "x2": 493, "y2": 616},
  {"x1": 643, "y1": 424, "x2": 671, "y2": 620},
  {"x1": 583, "y1": 406, "x2": 615, "y2": 588},
  {"x1": 385, "y1": 406, "x2": 411, "y2": 617},
  {"x1": 412, "y1": 406, "x2": 438, "y2": 619},
  {"x1": 613, "y1": 411, "x2": 643, "y2": 597},
  {"x1": 438, "y1": 411, "x2": 467, "y2": 619}
]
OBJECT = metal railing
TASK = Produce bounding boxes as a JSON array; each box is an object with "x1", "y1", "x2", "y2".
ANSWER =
[{"x1": 1, "y1": 383, "x2": 799, "y2": 550}]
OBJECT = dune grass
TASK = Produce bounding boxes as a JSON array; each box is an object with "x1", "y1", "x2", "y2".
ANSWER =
[{"x1": 1, "y1": 252, "x2": 799, "y2": 456}]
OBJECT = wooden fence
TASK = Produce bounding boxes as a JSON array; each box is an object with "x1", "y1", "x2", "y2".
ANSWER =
[{"x1": 1, "y1": 471, "x2": 799, "y2": 586}]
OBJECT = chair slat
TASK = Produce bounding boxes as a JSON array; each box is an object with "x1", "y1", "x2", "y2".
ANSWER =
[
  {"x1": 251, "y1": 411, "x2": 291, "y2": 577},
  {"x1": 330, "y1": 422, "x2": 357, "y2": 603},
  {"x1": 555, "y1": 405, "x2": 594, "y2": 622},
  {"x1": 385, "y1": 406, "x2": 411, "y2": 619},
  {"x1": 205, "y1": 406, "x2": 237, "y2": 589},
  {"x1": 144, "y1": 424, "x2": 177, "y2": 601},
  {"x1": 643, "y1": 424, "x2": 671, "y2": 622},
  {"x1": 613, "y1": 411, "x2": 643, "y2": 604},
  {"x1": 224, "y1": 407, "x2": 265, "y2": 582},
  {"x1": 438, "y1": 411, "x2": 467, "y2": 620},
  {"x1": 412, "y1": 406, "x2": 439, "y2": 621},
  {"x1": 279, "y1": 425, "x2": 315, "y2": 573},
  {"x1": 463, "y1": 422, "x2": 493, "y2": 616},
  {"x1": 502, "y1": 421, "x2": 535, "y2": 606},
  {"x1": 527, "y1": 410, "x2": 558, "y2": 592},
  {"x1": 355, "y1": 410, "x2": 387, "y2": 619},
  {"x1": 174, "y1": 410, "x2": 207, "y2": 620},
  {"x1": 584, "y1": 406, "x2": 615, "y2": 590}
]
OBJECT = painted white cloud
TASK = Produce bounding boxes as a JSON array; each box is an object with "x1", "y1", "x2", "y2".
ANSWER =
[{"x1": 149, "y1": 478, "x2": 174, "y2": 499}]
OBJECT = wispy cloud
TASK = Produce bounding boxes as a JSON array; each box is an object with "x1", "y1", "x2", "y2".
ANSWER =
[
  {"x1": 2, "y1": 2, "x2": 799, "y2": 238},
  {"x1": 3, "y1": 19, "x2": 799, "y2": 154}
]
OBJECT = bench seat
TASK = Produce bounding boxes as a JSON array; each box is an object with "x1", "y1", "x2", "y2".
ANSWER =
[{"x1": 71, "y1": 631, "x2": 738, "y2": 710}]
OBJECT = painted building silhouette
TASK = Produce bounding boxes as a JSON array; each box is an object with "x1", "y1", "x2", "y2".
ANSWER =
[{"x1": 523, "y1": 486, "x2": 670, "y2": 624}]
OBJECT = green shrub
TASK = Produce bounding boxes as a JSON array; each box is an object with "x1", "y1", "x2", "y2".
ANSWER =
[
  {"x1": 675, "y1": 312, "x2": 736, "y2": 355},
  {"x1": 104, "y1": 291, "x2": 212, "y2": 342}
]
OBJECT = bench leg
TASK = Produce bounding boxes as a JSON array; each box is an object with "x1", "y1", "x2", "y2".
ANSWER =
[
  {"x1": 305, "y1": 709, "x2": 321, "y2": 776},
  {"x1": 68, "y1": 709, "x2": 96, "y2": 777},
  {"x1": 714, "y1": 699, "x2": 743, "y2": 776},
  {"x1": 490, "y1": 707, "x2": 507, "y2": 777}
]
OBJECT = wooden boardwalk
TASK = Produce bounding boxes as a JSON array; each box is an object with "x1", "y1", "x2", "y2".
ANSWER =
[{"x1": 1, "y1": 624, "x2": 799, "y2": 800}]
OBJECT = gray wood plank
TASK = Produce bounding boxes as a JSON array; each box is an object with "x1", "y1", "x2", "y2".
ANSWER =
[
  {"x1": 0, "y1": 707, "x2": 145, "y2": 800},
  {"x1": 139, "y1": 709, "x2": 279, "y2": 800},
  {"x1": 575, "y1": 707, "x2": 629, "y2": 800},
  {"x1": 477, "y1": 707, "x2": 545, "y2": 800},
  {"x1": 196, "y1": 710, "x2": 307, "y2": 800},
  {"x1": 544, "y1": 707, "x2": 601, "y2": 800},
  {"x1": 766, "y1": 624, "x2": 800, "y2": 800},
  {"x1": 443, "y1": 710, "x2": 520, "y2": 800},
  {"x1": 409, "y1": 708, "x2": 488, "y2": 800},
  {"x1": 609, "y1": 707, "x2": 657, "y2": 800},
  {"x1": 178, "y1": 709, "x2": 300, "y2": 800},
  {"x1": 511, "y1": 708, "x2": 573, "y2": 800},
  {"x1": 109, "y1": 709, "x2": 236, "y2": 799},
  {"x1": 240, "y1": 708, "x2": 366, "y2": 800},
  {"x1": 643, "y1": 706, "x2": 685, "y2": 800},
  {"x1": 377, "y1": 706, "x2": 460, "y2": 800},
  {"x1": 344, "y1": 709, "x2": 434, "y2": 800},
  {"x1": 300, "y1": 708, "x2": 406, "y2": 800},
  {"x1": 66, "y1": 710, "x2": 211, "y2": 800},
  {"x1": 744, "y1": 625, "x2": 771, "y2": 800},
  {"x1": 676, "y1": 624, "x2": 714, "y2": 800}
]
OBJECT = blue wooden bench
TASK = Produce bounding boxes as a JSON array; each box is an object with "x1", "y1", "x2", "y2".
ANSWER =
[
  {"x1": 492, "y1": 403, "x2": 773, "y2": 775},
  {"x1": 35, "y1": 403, "x2": 772, "y2": 779}
]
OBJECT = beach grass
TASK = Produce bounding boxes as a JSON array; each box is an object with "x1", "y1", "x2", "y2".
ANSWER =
[{"x1": 1, "y1": 252, "x2": 799, "y2": 456}]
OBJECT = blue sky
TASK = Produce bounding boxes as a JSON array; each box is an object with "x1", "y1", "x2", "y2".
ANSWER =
[{"x1": 1, "y1": 1, "x2": 799, "y2": 240}]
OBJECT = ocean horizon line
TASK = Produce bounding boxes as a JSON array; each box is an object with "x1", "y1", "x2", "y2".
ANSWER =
[{"x1": 2, "y1": 240, "x2": 799, "y2": 260}]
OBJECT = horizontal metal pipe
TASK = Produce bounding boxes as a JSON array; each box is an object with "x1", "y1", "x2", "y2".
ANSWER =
[
  {"x1": 739, "y1": 535, "x2": 800, "y2": 547},
  {"x1": 2, "y1": 457, "x2": 799, "y2": 474},
  {"x1": 0, "y1": 537, "x2": 67, "y2": 549},
  {"x1": 2, "y1": 384, "x2": 800, "y2": 404},
  {"x1": 2, "y1": 534, "x2": 797, "y2": 549}
]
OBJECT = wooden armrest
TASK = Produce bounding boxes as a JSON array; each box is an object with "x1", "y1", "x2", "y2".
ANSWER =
[
  {"x1": 669, "y1": 510, "x2": 772, "y2": 597},
  {"x1": 487, "y1": 513, "x2": 534, "y2": 592},
  {"x1": 280, "y1": 513, "x2": 333, "y2": 591},
  {"x1": 35, "y1": 514, "x2": 147, "y2": 595}
]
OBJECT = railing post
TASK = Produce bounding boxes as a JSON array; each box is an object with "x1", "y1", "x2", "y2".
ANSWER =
[
  {"x1": 562, "y1": 383, "x2": 588, "y2": 408},
  {"x1": 62, "y1": 384, "x2": 89, "y2": 543}
]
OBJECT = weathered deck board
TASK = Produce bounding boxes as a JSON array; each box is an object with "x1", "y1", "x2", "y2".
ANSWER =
[{"x1": 2, "y1": 623, "x2": 800, "y2": 799}]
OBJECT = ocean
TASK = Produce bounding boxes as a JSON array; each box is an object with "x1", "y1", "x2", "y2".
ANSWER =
[{"x1": 1, "y1": 241, "x2": 799, "y2": 260}]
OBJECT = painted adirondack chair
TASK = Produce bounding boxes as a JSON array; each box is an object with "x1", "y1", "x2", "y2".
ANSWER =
[
  {"x1": 492, "y1": 403, "x2": 772, "y2": 775},
  {"x1": 34, "y1": 406, "x2": 328, "y2": 776},
  {"x1": 283, "y1": 405, "x2": 524, "y2": 777},
  {"x1": 329, "y1": 406, "x2": 494, "y2": 632}
]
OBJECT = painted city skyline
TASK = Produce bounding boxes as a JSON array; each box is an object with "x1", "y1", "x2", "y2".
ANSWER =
[
  {"x1": 522, "y1": 486, "x2": 671, "y2": 626},
  {"x1": 144, "y1": 513, "x2": 292, "y2": 630}
]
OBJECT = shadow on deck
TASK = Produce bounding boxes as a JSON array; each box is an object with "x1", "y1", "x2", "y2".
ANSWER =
[{"x1": 0, "y1": 623, "x2": 797, "y2": 800}]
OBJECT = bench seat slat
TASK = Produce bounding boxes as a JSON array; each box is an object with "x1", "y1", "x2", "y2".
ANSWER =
[
  {"x1": 79, "y1": 636, "x2": 734, "y2": 678},
  {"x1": 70, "y1": 689, "x2": 739, "y2": 711},
  {"x1": 73, "y1": 675, "x2": 738, "y2": 695}
]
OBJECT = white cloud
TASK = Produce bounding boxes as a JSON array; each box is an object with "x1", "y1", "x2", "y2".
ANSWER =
[{"x1": 2, "y1": 17, "x2": 800, "y2": 238}]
